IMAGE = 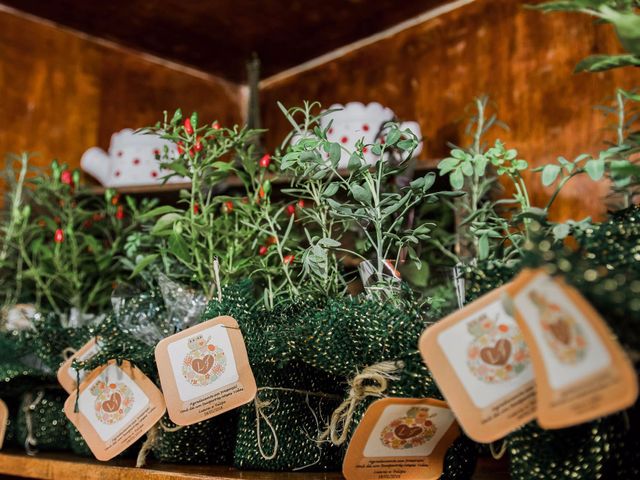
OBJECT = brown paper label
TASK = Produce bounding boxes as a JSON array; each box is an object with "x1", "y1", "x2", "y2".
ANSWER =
[
  {"x1": 64, "y1": 360, "x2": 166, "y2": 461},
  {"x1": 154, "y1": 315, "x2": 257, "y2": 426},
  {"x1": 343, "y1": 398, "x2": 459, "y2": 480},
  {"x1": 419, "y1": 284, "x2": 536, "y2": 443},
  {"x1": 57, "y1": 336, "x2": 103, "y2": 394},
  {"x1": 509, "y1": 268, "x2": 638, "y2": 429},
  {"x1": 0, "y1": 399, "x2": 8, "y2": 449}
]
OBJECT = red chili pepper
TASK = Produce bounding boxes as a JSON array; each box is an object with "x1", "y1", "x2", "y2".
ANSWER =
[
  {"x1": 223, "y1": 201, "x2": 234, "y2": 213},
  {"x1": 267, "y1": 235, "x2": 278, "y2": 245},
  {"x1": 111, "y1": 194, "x2": 120, "y2": 206},
  {"x1": 283, "y1": 254, "x2": 295, "y2": 265},
  {"x1": 116, "y1": 205, "x2": 125, "y2": 220},
  {"x1": 60, "y1": 170, "x2": 73, "y2": 185},
  {"x1": 54, "y1": 228, "x2": 64, "y2": 243},
  {"x1": 297, "y1": 199, "x2": 305, "y2": 208},
  {"x1": 258, "y1": 245, "x2": 268, "y2": 256},
  {"x1": 193, "y1": 202, "x2": 200, "y2": 214},
  {"x1": 183, "y1": 118, "x2": 194, "y2": 135},
  {"x1": 259, "y1": 153, "x2": 271, "y2": 168},
  {"x1": 195, "y1": 137, "x2": 203, "y2": 152},
  {"x1": 286, "y1": 204, "x2": 296, "y2": 216},
  {"x1": 189, "y1": 147, "x2": 196, "y2": 157},
  {"x1": 212, "y1": 121, "x2": 220, "y2": 130},
  {"x1": 259, "y1": 186, "x2": 265, "y2": 199},
  {"x1": 177, "y1": 141, "x2": 185, "y2": 154}
]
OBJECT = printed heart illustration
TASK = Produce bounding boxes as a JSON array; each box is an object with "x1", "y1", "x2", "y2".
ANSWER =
[
  {"x1": 480, "y1": 339, "x2": 512, "y2": 366},
  {"x1": 102, "y1": 392, "x2": 122, "y2": 413},
  {"x1": 394, "y1": 424, "x2": 424, "y2": 440},
  {"x1": 191, "y1": 355, "x2": 214, "y2": 375},
  {"x1": 549, "y1": 319, "x2": 571, "y2": 345}
]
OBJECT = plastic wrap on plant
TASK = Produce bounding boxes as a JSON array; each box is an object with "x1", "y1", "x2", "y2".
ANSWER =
[
  {"x1": 157, "y1": 273, "x2": 208, "y2": 332},
  {"x1": 110, "y1": 287, "x2": 168, "y2": 347}
]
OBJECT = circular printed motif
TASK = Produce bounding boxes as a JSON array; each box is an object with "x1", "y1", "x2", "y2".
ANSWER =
[
  {"x1": 380, "y1": 407, "x2": 437, "y2": 450},
  {"x1": 537, "y1": 301, "x2": 588, "y2": 364},
  {"x1": 466, "y1": 315, "x2": 530, "y2": 384},
  {"x1": 181, "y1": 335, "x2": 227, "y2": 386},
  {"x1": 91, "y1": 381, "x2": 135, "y2": 425}
]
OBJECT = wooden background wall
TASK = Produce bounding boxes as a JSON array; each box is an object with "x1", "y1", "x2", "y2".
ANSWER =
[
  {"x1": 0, "y1": 9, "x2": 244, "y2": 178},
  {"x1": 260, "y1": 0, "x2": 639, "y2": 221}
]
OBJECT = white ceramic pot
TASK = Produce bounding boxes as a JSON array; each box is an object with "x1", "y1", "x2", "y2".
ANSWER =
[{"x1": 81, "y1": 129, "x2": 187, "y2": 187}]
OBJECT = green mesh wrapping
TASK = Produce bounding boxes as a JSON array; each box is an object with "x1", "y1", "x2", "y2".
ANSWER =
[
  {"x1": 203, "y1": 283, "x2": 343, "y2": 471},
  {"x1": 151, "y1": 413, "x2": 238, "y2": 464},
  {"x1": 16, "y1": 388, "x2": 70, "y2": 452},
  {"x1": 68, "y1": 423, "x2": 93, "y2": 457},
  {"x1": 266, "y1": 292, "x2": 477, "y2": 479},
  {"x1": 0, "y1": 330, "x2": 48, "y2": 400},
  {"x1": 462, "y1": 213, "x2": 640, "y2": 480}
]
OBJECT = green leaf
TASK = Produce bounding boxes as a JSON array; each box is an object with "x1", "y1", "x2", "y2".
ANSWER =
[
  {"x1": 386, "y1": 128, "x2": 401, "y2": 146},
  {"x1": 584, "y1": 159, "x2": 605, "y2": 181},
  {"x1": 140, "y1": 205, "x2": 182, "y2": 220},
  {"x1": 552, "y1": 223, "x2": 571, "y2": 241},
  {"x1": 474, "y1": 155, "x2": 489, "y2": 176},
  {"x1": 372, "y1": 143, "x2": 382, "y2": 156},
  {"x1": 514, "y1": 159, "x2": 528, "y2": 171},
  {"x1": 461, "y1": 161, "x2": 474, "y2": 176},
  {"x1": 317, "y1": 237, "x2": 341, "y2": 248},
  {"x1": 450, "y1": 169, "x2": 464, "y2": 190},
  {"x1": 478, "y1": 234, "x2": 489, "y2": 260},
  {"x1": 168, "y1": 233, "x2": 190, "y2": 263},
  {"x1": 574, "y1": 54, "x2": 640, "y2": 73},
  {"x1": 323, "y1": 183, "x2": 340, "y2": 197},
  {"x1": 152, "y1": 213, "x2": 182, "y2": 235},
  {"x1": 129, "y1": 254, "x2": 158, "y2": 278},
  {"x1": 328, "y1": 142, "x2": 341, "y2": 165},
  {"x1": 450, "y1": 149, "x2": 467, "y2": 160},
  {"x1": 351, "y1": 185, "x2": 372, "y2": 204},
  {"x1": 541, "y1": 164, "x2": 561, "y2": 186},
  {"x1": 397, "y1": 139, "x2": 415, "y2": 151},
  {"x1": 348, "y1": 153, "x2": 361, "y2": 171},
  {"x1": 438, "y1": 157, "x2": 459, "y2": 175}
]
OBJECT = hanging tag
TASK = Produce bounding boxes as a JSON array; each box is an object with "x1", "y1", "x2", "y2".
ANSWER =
[
  {"x1": 509, "y1": 268, "x2": 638, "y2": 429},
  {"x1": 154, "y1": 315, "x2": 257, "y2": 426},
  {"x1": 64, "y1": 360, "x2": 166, "y2": 461},
  {"x1": 0, "y1": 399, "x2": 8, "y2": 449},
  {"x1": 343, "y1": 398, "x2": 459, "y2": 480},
  {"x1": 419, "y1": 284, "x2": 536, "y2": 443},
  {"x1": 57, "y1": 337, "x2": 103, "y2": 394}
]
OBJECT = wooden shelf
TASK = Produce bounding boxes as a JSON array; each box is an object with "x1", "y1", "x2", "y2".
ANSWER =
[{"x1": 0, "y1": 451, "x2": 509, "y2": 479}]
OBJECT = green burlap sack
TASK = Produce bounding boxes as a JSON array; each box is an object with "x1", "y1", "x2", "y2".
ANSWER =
[
  {"x1": 202, "y1": 282, "x2": 344, "y2": 471},
  {"x1": 462, "y1": 213, "x2": 640, "y2": 480},
  {"x1": 262, "y1": 290, "x2": 478, "y2": 479},
  {"x1": 16, "y1": 388, "x2": 69, "y2": 453}
]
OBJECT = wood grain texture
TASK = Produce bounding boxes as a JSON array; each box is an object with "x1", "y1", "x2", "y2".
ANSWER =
[
  {"x1": 0, "y1": 451, "x2": 509, "y2": 479},
  {"x1": 0, "y1": 9, "x2": 244, "y2": 180},
  {"x1": 0, "y1": 0, "x2": 452, "y2": 82},
  {"x1": 260, "y1": 0, "x2": 640, "y2": 221}
]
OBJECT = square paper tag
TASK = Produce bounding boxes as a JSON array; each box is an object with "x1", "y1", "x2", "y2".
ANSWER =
[
  {"x1": 64, "y1": 360, "x2": 166, "y2": 461},
  {"x1": 57, "y1": 336, "x2": 103, "y2": 394},
  {"x1": 0, "y1": 399, "x2": 8, "y2": 449},
  {"x1": 509, "y1": 268, "x2": 638, "y2": 429},
  {"x1": 343, "y1": 398, "x2": 459, "y2": 480},
  {"x1": 419, "y1": 284, "x2": 536, "y2": 443},
  {"x1": 154, "y1": 315, "x2": 257, "y2": 426}
]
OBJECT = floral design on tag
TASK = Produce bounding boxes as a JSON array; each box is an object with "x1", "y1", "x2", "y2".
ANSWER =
[
  {"x1": 91, "y1": 380, "x2": 134, "y2": 425},
  {"x1": 466, "y1": 314, "x2": 529, "y2": 383},
  {"x1": 181, "y1": 334, "x2": 227, "y2": 386},
  {"x1": 380, "y1": 407, "x2": 437, "y2": 449},
  {"x1": 529, "y1": 290, "x2": 587, "y2": 364}
]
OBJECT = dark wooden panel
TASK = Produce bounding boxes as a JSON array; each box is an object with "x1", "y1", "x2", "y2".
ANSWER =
[
  {"x1": 0, "y1": 0, "x2": 451, "y2": 82},
  {"x1": 0, "y1": 10, "x2": 243, "y2": 177},
  {"x1": 260, "y1": 0, "x2": 639, "y2": 221}
]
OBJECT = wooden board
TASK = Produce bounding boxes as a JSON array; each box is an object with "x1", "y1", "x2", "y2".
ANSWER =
[
  {"x1": 0, "y1": 9, "x2": 244, "y2": 183},
  {"x1": 0, "y1": 1, "x2": 452, "y2": 82},
  {"x1": 0, "y1": 451, "x2": 509, "y2": 479},
  {"x1": 260, "y1": 0, "x2": 640, "y2": 221}
]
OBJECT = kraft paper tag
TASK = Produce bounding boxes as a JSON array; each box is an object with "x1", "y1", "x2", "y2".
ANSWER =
[
  {"x1": 509, "y1": 268, "x2": 638, "y2": 429},
  {"x1": 154, "y1": 315, "x2": 257, "y2": 426},
  {"x1": 343, "y1": 398, "x2": 459, "y2": 480},
  {"x1": 0, "y1": 399, "x2": 8, "y2": 449},
  {"x1": 57, "y1": 337, "x2": 103, "y2": 394},
  {"x1": 419, "y1": 284, "x2": 536, "y2": 443},
  {"x1": 64, "y1": 360, "x2": 166, "y2": 461}
]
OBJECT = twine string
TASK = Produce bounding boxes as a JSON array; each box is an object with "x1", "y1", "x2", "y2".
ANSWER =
[
  {"x1": 490, "y1": 439, "x2": 508, "y2": 460},
  {"x1": 318, "y1": 360, "x2": 404, "y2": 446},
  {"x1": 22, "y1": 390, "x2": 45, "y2": 456},
  {"x1": 136, "y1": 422, "x2": 161, "y2": 468}
]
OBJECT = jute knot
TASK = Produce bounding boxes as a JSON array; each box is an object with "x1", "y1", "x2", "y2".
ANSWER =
[
  {"x1": 136, "y1": 422, "x2": 160, "y2": 468},
  {"x1": 318, "y1": 360, "x2": 404, "y2": 446}
]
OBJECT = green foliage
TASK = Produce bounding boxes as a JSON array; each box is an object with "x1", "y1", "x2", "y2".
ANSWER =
[{"x1": 535, "y1": 0, "x2": 640, "y2": 71}]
